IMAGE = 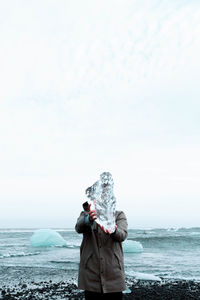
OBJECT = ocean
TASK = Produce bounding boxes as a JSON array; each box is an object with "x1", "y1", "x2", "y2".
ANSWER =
[{"x1": 1, "y1": 227, "x2": 200, "y2": 287}]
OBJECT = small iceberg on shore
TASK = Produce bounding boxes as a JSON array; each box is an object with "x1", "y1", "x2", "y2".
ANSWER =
[
  {"x1": 123, "y1": 286, "x2": 132, "y2": 294},
  {"x1": 123, "y1": 240, "x2": 143, "y2": 253},
  {"x1": 30, "y1": 229, "x2": 67, "y2": 247},
  {"x1": 134, "y1": 272, "x2": 161, "y2": 282}
]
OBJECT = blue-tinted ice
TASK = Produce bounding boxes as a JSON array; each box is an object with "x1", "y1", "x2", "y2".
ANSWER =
[
  {"x1": 123, "y1": 240, "x2": 143, "y2": 253},
  {"x1": 30, "y1": 229, "x2": 67, "y2": 247},
  {"x1": 86, "y1": 172, "x2": 116, "y2": 233}
]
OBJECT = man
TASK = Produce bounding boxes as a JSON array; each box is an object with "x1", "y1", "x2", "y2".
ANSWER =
[{"x1": 75, "y1": 200, "x2": 128, "y2": 299}]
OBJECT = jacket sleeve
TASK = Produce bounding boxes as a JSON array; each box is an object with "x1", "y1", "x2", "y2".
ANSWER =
[
  {"x1": 111, "y1": 211, "x2": 128, "y2": 242},
  {"x1": 75, "y1": 211, "x2": 93, "y2": 234}
]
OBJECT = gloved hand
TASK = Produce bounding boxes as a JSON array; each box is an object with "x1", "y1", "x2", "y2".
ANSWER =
[
  {"x1": 98, "y1": 224, "x2": 117, "y2": 235},
  {"x1": 88, "y1": 204, "x2": 97, "y2": 221}
]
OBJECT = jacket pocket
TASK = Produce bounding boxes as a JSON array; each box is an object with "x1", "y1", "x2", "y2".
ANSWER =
[
  {"x1": 114, "y1": 252, "x2": 122, "y2": 270},
  {"x1": 84, "y1": 252, "x2": 93, "y2": 268}
]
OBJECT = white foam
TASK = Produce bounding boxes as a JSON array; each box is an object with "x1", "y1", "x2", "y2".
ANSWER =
[{"x1": 0, "y1": 251, "x2": 41, "y2": 258}]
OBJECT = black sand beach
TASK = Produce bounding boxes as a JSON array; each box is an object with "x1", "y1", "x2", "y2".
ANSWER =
[{"x1": 1, "y1": 278, "x2": 200, "y2": 299}]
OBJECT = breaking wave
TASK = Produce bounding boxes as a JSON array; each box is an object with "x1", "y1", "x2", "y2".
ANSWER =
[{"x1": 0, "y1": 251, "x2": 41, "y2": 259}]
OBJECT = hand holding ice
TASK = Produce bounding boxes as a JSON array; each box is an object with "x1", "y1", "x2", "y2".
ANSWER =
[{"x1": 86, "y1": 172, "x2": 116, "y2": 233}]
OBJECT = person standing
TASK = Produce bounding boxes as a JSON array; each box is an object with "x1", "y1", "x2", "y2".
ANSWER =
[{"x1": 75, "y1": 200, "x2": 128, "y2": 299}]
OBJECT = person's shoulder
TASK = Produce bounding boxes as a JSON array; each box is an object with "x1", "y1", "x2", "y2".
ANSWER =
[{"x1": 78, "y1": 210, "x2": 88, "y2": 217}]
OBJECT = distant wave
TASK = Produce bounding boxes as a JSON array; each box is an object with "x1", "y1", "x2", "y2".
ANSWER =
[
  {"x1": 0, "y1": 228, "x2": 75, "y2": 233},
  {"x1": 33, "y1": 244, "x2": 80, "y2": 249},
  {"x1": 52, "y1": 244, "x2": 80, "y2": 249},
  {"x1": 50, "y1": 260, "x2": 79, "y2": 265},
  {"x1": 129, "y1": 235, "x2": 200, "y2": 242},
  {"x1": 129, "y1": 227, "x2": 200, "y2": 232},
  {"x1": 0, "y1": 251, "x2": 41, "y2": 259},
  {"x1": 66, "y1": 244, "x2": 80, "y2": 249},
  {"x1": 0, "y1": 243, "x2": 29, "y2": 247},
  {"x1": 1, "y1": 227, "x2": 200, "y2": 233},
  {"x1": 0, "y1": 229, "x2": 35, "y2": 233}
]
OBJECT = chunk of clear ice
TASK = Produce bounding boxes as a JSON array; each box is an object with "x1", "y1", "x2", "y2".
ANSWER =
[
  {"x1": 30, "y1": 229, "x2": 67, "y2": 247},
  {"x1": 86, "y1": 172, "x2": 116, "y2": 233}
]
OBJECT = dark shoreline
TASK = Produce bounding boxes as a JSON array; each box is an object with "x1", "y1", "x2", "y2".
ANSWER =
[{"x1": 1, "y1": 278, "x2": 200, "y2": 300}]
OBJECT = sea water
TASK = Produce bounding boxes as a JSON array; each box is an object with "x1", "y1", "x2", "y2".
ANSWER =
[{"x1": 1, "y1": 227, "x2": 200, "y2": 286}]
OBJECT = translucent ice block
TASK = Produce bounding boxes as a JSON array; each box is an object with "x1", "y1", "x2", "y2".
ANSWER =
[
  {"x1": 86, "y1": 172, "x2": 116, "y2": 233},
  {"x1": 30, "y1": 229, "x2": 67, "y2": 247},
  {"x1": 123, "y1": 240, "x2": 143, "y2": 253}
]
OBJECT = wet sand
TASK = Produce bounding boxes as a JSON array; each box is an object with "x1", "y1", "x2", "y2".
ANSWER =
[{"x1": 1, "y1": 278, "x2": 200, "y2": 299}]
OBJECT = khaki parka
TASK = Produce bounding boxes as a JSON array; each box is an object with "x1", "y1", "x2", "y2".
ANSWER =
[{"x1": 75, "y1": 202, "x2": 128, "y2": 293}]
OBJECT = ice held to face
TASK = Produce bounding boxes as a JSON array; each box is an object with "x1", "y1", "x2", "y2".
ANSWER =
[
  {"x1": 86, "y1": 172, "x2": 116, "y2": 233},
  {"x1": 30, "y1": 229, "x2": 67, "y2": 247}
]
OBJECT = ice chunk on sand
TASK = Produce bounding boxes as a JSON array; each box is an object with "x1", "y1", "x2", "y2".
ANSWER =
[
  {"x1": 86, "y1": 172, "x2": 116, "y2": 233},
  {"x1": 30, "y1": 229, "x2": 67, "y2": 247},
  {"x1": 126, "y1": 270, "x2": 161, "y2": 281},
  {"x1": 123, "y1": 287, "x2": 132, "y2": 294},
  {"x1": 134, "y1": 272, "x2": 161, "y2": 281},
  {"x1": 123, "y1": 240, "x2": 143, "y2": 253}
]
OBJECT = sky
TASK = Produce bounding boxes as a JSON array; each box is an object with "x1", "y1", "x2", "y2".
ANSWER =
[{"x1": 0, "y1": 0, "x2": 200, "y2": 229}]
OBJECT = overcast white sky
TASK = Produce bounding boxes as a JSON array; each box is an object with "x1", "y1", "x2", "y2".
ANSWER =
[{"x1": 0, "y1": 0, "x2": 200, "y2": 229}]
